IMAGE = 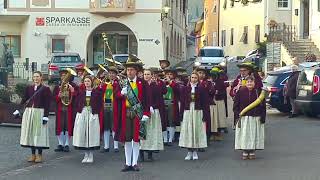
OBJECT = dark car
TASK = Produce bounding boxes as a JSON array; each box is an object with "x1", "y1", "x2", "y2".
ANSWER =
[
  {"x1": 295, "y1": 67, "x2": 320, "y2": 117},
  {"x1": 264, "y1": 70, "x2": 292, "y2": 113},
  {"x1": 264, "y1": 62, "x2": 320, "y2": 113},
  {"x1": 48, "y1": 53, "x2": 84, "y2": 84}
]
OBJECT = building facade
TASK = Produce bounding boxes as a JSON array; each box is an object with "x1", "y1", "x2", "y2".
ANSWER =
[
  {"x1": 0, "y1": 0, "x2": 187, "y2": 74},
  {"x1": 219, "y1": 0, "x2": 292, "y2": 57},
  {"x1": 292, "y1": 0, "x2": 320, "y2": 47}
]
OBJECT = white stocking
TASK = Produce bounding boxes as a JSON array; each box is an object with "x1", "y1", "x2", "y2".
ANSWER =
[
  {"x1": 124, "y1": 142, "x2": 133, "y2": 166},
  {"x1": 64, "y1": 131, "x2": 69, "y2": 146},
  {"x1": 104, "y1": 130, "x2": 111, "y2": 149},
  {"x1": 112, "y1": 131, "x2": 119, "y2": 149},
  {"x1": 168, "y1": 127, "x2": 175, "y2": 143},
  {"x1": 163, "y1": 131, "x2": 168, "y2": 143},
  {"x1": 132, "y1": 141, "x2": 140, "y2": 166}
]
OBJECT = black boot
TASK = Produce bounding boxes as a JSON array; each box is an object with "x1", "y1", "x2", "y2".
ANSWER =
[
  {"x1": 54, "y1": 145, "x2": 64, "y2": 152},
  {"x1": 147, "y1": 151, "x2": 154, "y2": 162},
  {"x1": 139, "y1": 151, "x2": 145, "y2": 162}
]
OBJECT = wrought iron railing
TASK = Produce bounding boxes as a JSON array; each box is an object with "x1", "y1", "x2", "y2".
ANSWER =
[{"x1": 12, "y1": 63, "x2": 33, "y2": 80}]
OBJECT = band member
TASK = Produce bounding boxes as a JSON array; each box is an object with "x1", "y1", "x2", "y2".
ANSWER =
[
  {"x1": 163, "y1": 68, "x2": 180, "y2": 146},
  {"x1": 234, "y1": 76, "x2": 266, "y2": 160},
  {"x1": 74, "y1": 65, "x2": 85, "y2": 86},
  {"x1": 179, "y1": 72, "x2": 210, "y2": 160},
  {"x1": 159, "y1": 59, "x2": 170, "y2": 70},
  {"x1": 195, "y1": 67, "x2": 215, "y2": 141},
  {"x1": 230, "y1": 62, "x2": 263, "y2": 98},
  {"x1": 53, "y1": 69, "x2": 78, "y2": 152},
  {"x1": 116, "y1": 55, "x2": 150, "y2": 172},
  {"x1": 73, "y1": 75, "x2": 103, "y2": 163},
  {"x1": 152, "y1": 68, "x2": 167, "y2": 133},
  {"x1": 140, "y1": 69, "x2": 165, "y2": 161},
  {"x1": 19, "y1": 71, "x2": 52, "y2": 163},
  {"x1": 211, "y1": 68, "x2": 228, "y2": 141},
  {"x1": 100, "y1": 65, "x2": 120, "y2": 153}
]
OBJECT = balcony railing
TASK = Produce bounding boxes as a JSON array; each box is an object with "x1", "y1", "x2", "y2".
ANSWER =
[{"x1": 89, "y1": 0, "x2": 135, "y2": 14}]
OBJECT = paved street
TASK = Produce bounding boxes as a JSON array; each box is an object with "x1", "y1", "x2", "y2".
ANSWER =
[{"x1": 1, "y1": 109, "x2": 320, "y2": 180}]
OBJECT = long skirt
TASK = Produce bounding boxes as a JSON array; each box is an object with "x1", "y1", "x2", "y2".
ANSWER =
[
  {"x1": 140, "y1": 109, "x2": 164, "y2": 151},
  {"x1": 73, "y1": 107, "x2": 100, "y2": 150},
  {"x1": 235, "y1": 116, "x2": 265, "y2": 150},
  {"x1": 209, "y1": 105, "x2": 218, "y2": 133},
  {"x1": 213, "y1": 100, "x2": 227, "y2": 129},
  {"x1": 179, "y1": 103, "x2": 207, "y2": 149},
  {"x1": 20, "y1": 108, "x2": 49, "y2": 149}
]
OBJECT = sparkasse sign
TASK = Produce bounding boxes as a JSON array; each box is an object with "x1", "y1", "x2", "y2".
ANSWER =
[{"x1": 36, "y1": 16, "x2": 90, "y2": 27}]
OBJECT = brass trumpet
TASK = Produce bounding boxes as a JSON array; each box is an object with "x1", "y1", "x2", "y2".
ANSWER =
[{"x1": 61, "y1": 68, "x2": 77, "y2": 106}]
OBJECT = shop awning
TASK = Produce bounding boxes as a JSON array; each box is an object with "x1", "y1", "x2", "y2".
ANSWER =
[{"x1": 0, "y1": 15, "x2": 29, "y2": 23}]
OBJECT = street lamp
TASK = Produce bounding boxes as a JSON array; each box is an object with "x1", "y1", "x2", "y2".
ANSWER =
[{"x1": 161, "y1": 4, "x2": 171, "y2": 21}]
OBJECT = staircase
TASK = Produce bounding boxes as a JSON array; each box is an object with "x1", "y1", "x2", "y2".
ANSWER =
[{"x1": 284, "y1": 39, "x2": 320, "y2": 62}]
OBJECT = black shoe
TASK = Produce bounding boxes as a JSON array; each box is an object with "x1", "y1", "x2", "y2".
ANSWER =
[
  {"x1": 63, "y1": 145, "x2": 70, "y2": 152},
  {"x1": 114, "y1": 148, "x2": 119, "y2": 153},
  {"x1": 54, "y1": 145, "x2": 64, "y2": 152},
  {"x1": 198, "y1": 148, "x2": 205, "y2": 152},
  {"x1": 164, "y1": 142, "x2": 169, "y2": 146},
  {"x1": 153, "y1": 150, "x2": 160, "y2": 153},
  {"x1": 121, "y1": 165, "x2": 132, "y2": 172},
  {"x1": 167, "y1": 142, "x2": 173, "y2": 146},
  {"x1": 100, "y1": 148, "x2": 109, "y2": 153},
  {"x1": 132, "y1": 165, "x2": 140, "y2": 171},
  {"x1": 224, "y1": 128, "x2": 229, "y2": 134}
]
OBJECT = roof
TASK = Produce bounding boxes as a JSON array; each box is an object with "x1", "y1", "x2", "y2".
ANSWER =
[
  {"x1": 52, "y1": 53, "x2": 80, "y2": 56},
  {"x1": 268, "y1": 62, "x2": 320, "y2": 75},
  {"x1": 200, "y1": 46, "x2": 223, "y2": 50}
]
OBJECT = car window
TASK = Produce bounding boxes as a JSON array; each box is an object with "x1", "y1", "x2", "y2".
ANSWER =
[
  {"x1": 114, "y1": 56, "x2": 128, "y2": 63},
  {"x1": 264, "y1": 75, "x2": 278, "y2": 85},
  {"x1": 298, "y1": 70, "x2": 314, "y2": 85},
  {"x1": 199, "y1": 49, "x2": 224, "y2": 57},
  {"x1": 53, "y1": 56, "x2": 80, "y2": 63}
]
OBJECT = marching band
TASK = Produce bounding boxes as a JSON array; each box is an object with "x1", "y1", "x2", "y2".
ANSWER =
[{"x1": 16, "y1": 55, "x2": 266, "y2": 171}]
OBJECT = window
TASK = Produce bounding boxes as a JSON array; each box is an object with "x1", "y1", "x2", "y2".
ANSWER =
[
  {"x1": 199, "y1": 49, "x2": 224, "y2": 57},
  {"x1": 221, "y1": 30, "x2": 226, "y2": 47},
  {"x1": 255, "y1": 25, "x2": 260, "y2": 43},
  {"x1": 240, "y1": 26, "x2": 248, "y2": 44},
  {"x1": 278, "y1": 0, "x2": 289, "y2": 9},
  {"x1": 52, "y1": 39, "x2": 65, "y2": 53},
  {"x1": 4, "y1": 35, "x2": 21, "y2": 57},
  {"x1": 230, "y1": 28, "x2": 234, "y2": 45}
]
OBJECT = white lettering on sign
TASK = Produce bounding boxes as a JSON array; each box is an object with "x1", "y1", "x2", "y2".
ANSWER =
[{"x1": 35, "y1": 16, "x2": 91, "y2": 27}]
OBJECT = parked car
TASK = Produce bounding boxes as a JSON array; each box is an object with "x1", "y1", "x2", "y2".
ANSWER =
[
  {"x1": 264, "y1": 69, "x2": 292, "y2": 113},
  {"x1": 295, "y1": 67, "x2": 320, "y2": 117},
  {"x1": 194, "y1": 46, "x2": 226, "y2": 70},
  {"x1": 48, "y1": 53, "x2": 84, "y2": 84},
  {"x1": 264, "y1": 62, "x2": 320, "y2": 113},
  {"x1": 113, "y1": 54, "x2": 129, "y2": 64}
]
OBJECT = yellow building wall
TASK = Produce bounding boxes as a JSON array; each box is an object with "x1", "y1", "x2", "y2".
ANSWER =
[
  {"x1": 203, "y1": 0, "x2": 219, "y2": 46},
  {"x1": 219, "y1": 1, "x2": 265, "y2": 56}
]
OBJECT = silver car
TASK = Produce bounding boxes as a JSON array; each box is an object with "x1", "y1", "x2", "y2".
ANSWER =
[{"x1": 48, "y1": 53, "x2": 84, "y2": 84}]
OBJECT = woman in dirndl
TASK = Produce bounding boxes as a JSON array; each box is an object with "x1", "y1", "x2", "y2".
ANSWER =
[
  {"x1": 179, "y1": 72, "x2": 210, "y2": 160},
  {"x1": 211, "y1": 68, "x2": 228, "y2": 141},
  {"x1": 73, "y1": 75, "x2": 103, "y2": 163},
  {"x1": 233, "y1": 76, "x2": 266, "y2": 160},
  {"x1": 140, "y1": 69, "x2": 165, "y2": 161},
  {"x1": 19, "y1": 71, "x2": 52, "y2": 163}
]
